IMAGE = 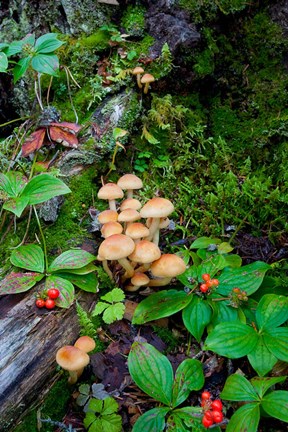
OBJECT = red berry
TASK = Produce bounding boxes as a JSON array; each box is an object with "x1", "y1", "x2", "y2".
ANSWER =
[
  {"x1": 45, "y1": 298, "x2": 55, "y2": 309},
  {"x1": 211, "y1": 400, "x2": 223, "y2": 411},
  {"x1": 47, "y1": 288, "x2": 60, "y2": 299},
  {"x1": 202, "y1": 415, "x2": 213, "y2": 428},
  {"x1": 204, "y1": 411, "x2": 213, "y2": 421},
  {"x1": 202, "y1": 273, "x2": 211, "y2": 282},
  {"x1": 200, "y1": 283, "x2": 209, "y2": 293},
  {"x1": 201, "y1": 391, "x2": 211, "y2": 401},
  {"x1": 211, "y1": 278, "x2": 219, "y2": 286},
  {"x1": 212, "y1": 410, "x2": 223, "y2": 423},
  {"x1": 35, "y1": 298, "x2": 45, "y2": 308}
]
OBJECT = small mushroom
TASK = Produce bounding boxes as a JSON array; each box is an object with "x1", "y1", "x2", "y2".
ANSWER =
[
  {"x1": 125, "y1": 272, "x2": 150, "y2": 292},
  {"x1": 132, "y1": 66, "x2": 145, "y2": 89},
  {"x1": 98, "y1": 233, "x2": 136, "y2": 278},
  {"x1": 149, "y1": 254, "x2": 186, "y2": 286},
  {"x1": 117, "y1": 174, "x2": 143, "y2": 199},
  {"x1": 101, "y1": 221, "x2": 123, "y2": 238},
  {"x1": 74, "y1": 336, "x2": 96, "y2": 353},
  {"x1": 56, "y1": 345, "x2": 90, "y2": 384},
  {"x1": 98, "y1": 209, "x2": 118, "y2": 224},
  {"x1": 129, "y1": 239, "x2": 161, "y2": 273},
  {"x1": 140, "y1": 73, "x2": 155, "y2": 94},
  {"x1": 140, "y1": 197, "x2": 174, "y2": 244},
  {"x1": 97, "y1": 183, "x2": 124, "y2": 211}
]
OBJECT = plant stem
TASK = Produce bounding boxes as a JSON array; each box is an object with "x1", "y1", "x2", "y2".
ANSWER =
[
  {"x1": 0, "y1": 116, "x2": 30, "y2": 128},
  {"x1": 33, "y1": 205, "x2": 48, "y2": 272}
]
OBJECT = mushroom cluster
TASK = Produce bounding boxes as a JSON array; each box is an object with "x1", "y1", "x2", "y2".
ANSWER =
[
  {"x1": 132, "y1": 67, "x2": 155, "y2": 94},
  {"x1": 56, "y1": 336, "x2": 96, "y2": 384},
  {"x1": 97, "y1": 174, "x2": 186, "y2": 291}
]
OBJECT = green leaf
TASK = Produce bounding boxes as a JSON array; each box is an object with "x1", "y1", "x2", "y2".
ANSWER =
[
  {"x1": 250, "y1": 376, "x2": 287, "y2": 399},
  {"x1": 172, "y1": 359, "x2": 204, "y2": 408},
  {"x1": 132, "y1": 290, "x2": 192, "y2": 325},
  {"x1": 128, "y1": 342, "x2": 173, "y2": 405},
  {"x1": 102, "y1": 303, "x2": 125, "y2": 324},
  {"x1": 55, "y1": 263, "x2": 97, "y2": 274},
  {"x1": 226, "y1": 403, "x2": 260, "y2": 432},
  {"x1": 93, "y1": 302, "x2": 110, "y2": 315},
  {"x1": 217, "y1": 261, "x2": 270, "y2": 296},
  {"x1": 209, "y1": 299, "x2": 239, "y2": 328},
  {"x1": 263, "y1": 327, "x2": 288, "y2": 362},
  {"x1": 190, "y1": 237, "x2": 221, "y2": 249},
  {"x1": 54, "y1": 272, "x2": 98, "y2": 293},
  {"x1": 262, "y1": 391, "x2": 288, "y2": 422},
  {"x1": 0, "y1": 52, "x2": 8, "y2": 72},
  {"x1": 0, "y1": 171, "x2": 27, "y2": 197},
  {"x1": 48, "y1": 249, "x2": 95, "y2": 272},
  {"x1": 46, "y1": 275, "x2": 75, "y2": 308},
  {"x1": 101, "y1": 288, "x2": 125, "y2": 303},
  {"x1": 31, "y1": 54, "x2": 60, "y2": 76},
  {"x1": 112, "y1": 128, "x2": 128, "y2": 140},
  {"x1": 0, "y1": 271, "x2": 44, "y2": 294},
  {"x1": 3, "y1": 195, "x2": 30, "y2": 217},
  {"x1": 84, "y1": 397, "x2": 122, "y2": 432},
  {"x1": 217, "y1": 242, "x2": 234, "y2": 254},
  {"x1": 221, "y1": 374, "x2": 259, "y2": 402},
  {"x1": 182, "y1": 296, "x2": 212, "y2": 342},
  {"x1": 256, "y1": 294, "x2": 288, "y2": 330},
  {"x1": 13, "y1": 56, "x2": 31, "y2": 82},
  {"x1": 247, "y1": 335, "x2": 277, "y2": 376},
  {"x1": 141, "y1": 125, "x2": 160, "y2": 144},
  {"x1": 10, "y1": 244, "x2": 45, "y2": 273},
  {"x1": 204, "y1": 322, "x2": 258, "y2": 358},
  {"x1": 223, "y1": 254, "x2": 242, "y2": 268},
  {"x1": 167, "y1": 407, "x2": 205, "y2": 431},
  {"x1": 22, "y1": 174, "x2": 71, "y2": 205},
  {"x1": 5, "y1": 40, "x2": 24, "y2": 57},
  {"x1": 35, "y1": 33, "x2": 65, "y2": 54},
  {"x1": 197, "y1": 254, "x2": 228, "y2": 279},
  {"x1": 132, "y1": 407, "x2": 169, "y2": 432}
]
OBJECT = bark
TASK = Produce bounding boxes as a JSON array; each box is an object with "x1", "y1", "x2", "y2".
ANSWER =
[{"x1": 0, "y1": 289, "x2": 96, "y2": 431}]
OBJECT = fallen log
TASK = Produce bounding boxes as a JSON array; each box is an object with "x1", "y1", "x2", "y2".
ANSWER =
[{"x1": 0, "y1": 289, "x2": 96, "y2": 431}]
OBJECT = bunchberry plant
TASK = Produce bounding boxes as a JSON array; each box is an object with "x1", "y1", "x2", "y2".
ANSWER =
[
  {"x1": 204, "y1": 294, "x2": 288, "y2": 376},
  {"x1": 92, "y1": 288, "x2": 125, "y2": 324},
  {"x1": 128, "y1": 341, "x2": 222, "y2": 431},
  {"x1": 220, "y1": 374, "x2": 288, "y2": 432}
]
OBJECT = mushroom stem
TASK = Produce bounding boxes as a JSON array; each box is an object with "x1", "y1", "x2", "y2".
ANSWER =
[
  {"x1": 126, "y1": 189, "x2": 134, "y2": 199},
  {"x1": 136, "y1": 74, "x2": 142, "y2": 89},
  {"x1": 108, "y1": 199, "x2": 117, "y2": 211},
  {"x1": 68, "y1": 369, "x2": 83, "y2": 384},
  {"x1": 143, "y1": 83, "x2": 150, "y2": 94},
  {"x1": 147, "y1": 217, "x2": 160, "y2": 241},
  {"x1": 102, "y1": 260, "x2": 114, "y2": 281},
  {"x1": 118, "y1": 257, "x2": 135, "y2": 278}
]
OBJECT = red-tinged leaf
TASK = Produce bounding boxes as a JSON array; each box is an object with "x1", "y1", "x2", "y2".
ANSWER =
[
  {"x1": 46, "y1": 275, "x2": 75, "y2": 308},
  {"x1": 49, "y1": 122, "x2": 81, "y2": 133},
  {"x1": 49, "y1": 126, "x2": 79, "y2": 148},
  {"x1": 0, "y1": 272, "x2": 44, "y2": 294},
  {"x1": 21, "y1": 128, "x2": 46, "y2": 157}
]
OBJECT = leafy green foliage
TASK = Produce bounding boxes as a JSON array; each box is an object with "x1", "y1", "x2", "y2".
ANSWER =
[
  {"x1": 0, "y1": 245, "x2": 97, "y2": 307},
  {"x1": 128, "y1": 342, "x2": 205, "y2": 431},
  {"x1": 0, "y1": 33, "x2": 64, "y2": 82},
  {"x1": 204, "y1": 294, "x2": 288, "y2": 376},
  {"x1": 221, "y1": 375, "x2": 288, "y2": 431},
  {"x1": 84, "y1": 397, "x2": 122, "y2": 432},
  {"x1": 92, "y1": 288, "x2": 125, "y2": 324},
  {"x1": 0, "y1": 172, "x2": 71, "y2": 217}
]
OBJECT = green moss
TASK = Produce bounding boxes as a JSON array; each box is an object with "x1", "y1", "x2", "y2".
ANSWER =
[
  {"x1": 13, "y1": 378, "x2": 71, "y2": 432},
  {"x1": 121, "y1": 5, "x2": 146, "y2": 38}
]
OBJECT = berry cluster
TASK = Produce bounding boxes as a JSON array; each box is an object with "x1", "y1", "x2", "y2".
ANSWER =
[
  {"x1": 229, "y1": 287, "x2": 248, "y2": 308},
  {"x1": 35, "y1": 288, "x2": 60, "y2": 310},
  {"x1": 200, "y1": 273, "x2": 219, "y2": 293},
  {"x1": 201, "y1": 391, "x2": 224, "y2": 428}
]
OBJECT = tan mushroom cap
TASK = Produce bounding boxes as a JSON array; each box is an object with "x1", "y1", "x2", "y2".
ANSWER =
[
  {"x1": 140, "y1": 197, "x2": 174, "y2": 219},
  {"x1": 132, "y1": 66, "x2": 144, "y2": 75},
  {"x1": 74, "y1": 336, "x2": 96, "y2": 353},
  {"x1": 118, "y1": 208, "x2": 141, "y2": 223},
  {"x1": 131, "y1": 272, "x2": 150, "y2": 286},
  {"x1": 150, "y1": 254, "x2": 186, "y2": 278},
  {"x1": 125, "y1": 222, "x2": 150, "y2": 240},
  {"x1": 97, "y1": 183, "x2": 124, "y2": 200},
  {"x1": 128, "y1": 240, "x2": 161, "y2": 263},
  {"x1": 117, "y1": 174, "x2": 143, "y2": 191},
  {"x1": 98, "y1": 234, "x2": 135, "y2": 260},
  {"x1": 98, "y1": 209, "x2": 118, "y2": 224},
  {"x1": 120, "y1": 198, "x2": 142, "y2": 211},
  {"x1": 56, "y1": 346, "x2": 90, "y2": 371},
  {"x1": 140, "y1": 73, "x2": 155, "y2": 84},
  {"x1": 101, "y1": 221, "x2": 123, "y2": 238}
]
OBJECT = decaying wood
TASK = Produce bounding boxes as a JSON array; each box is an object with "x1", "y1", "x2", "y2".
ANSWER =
[{"x1": 0, "y1": 289, "x2": 96, "y2": 431}]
